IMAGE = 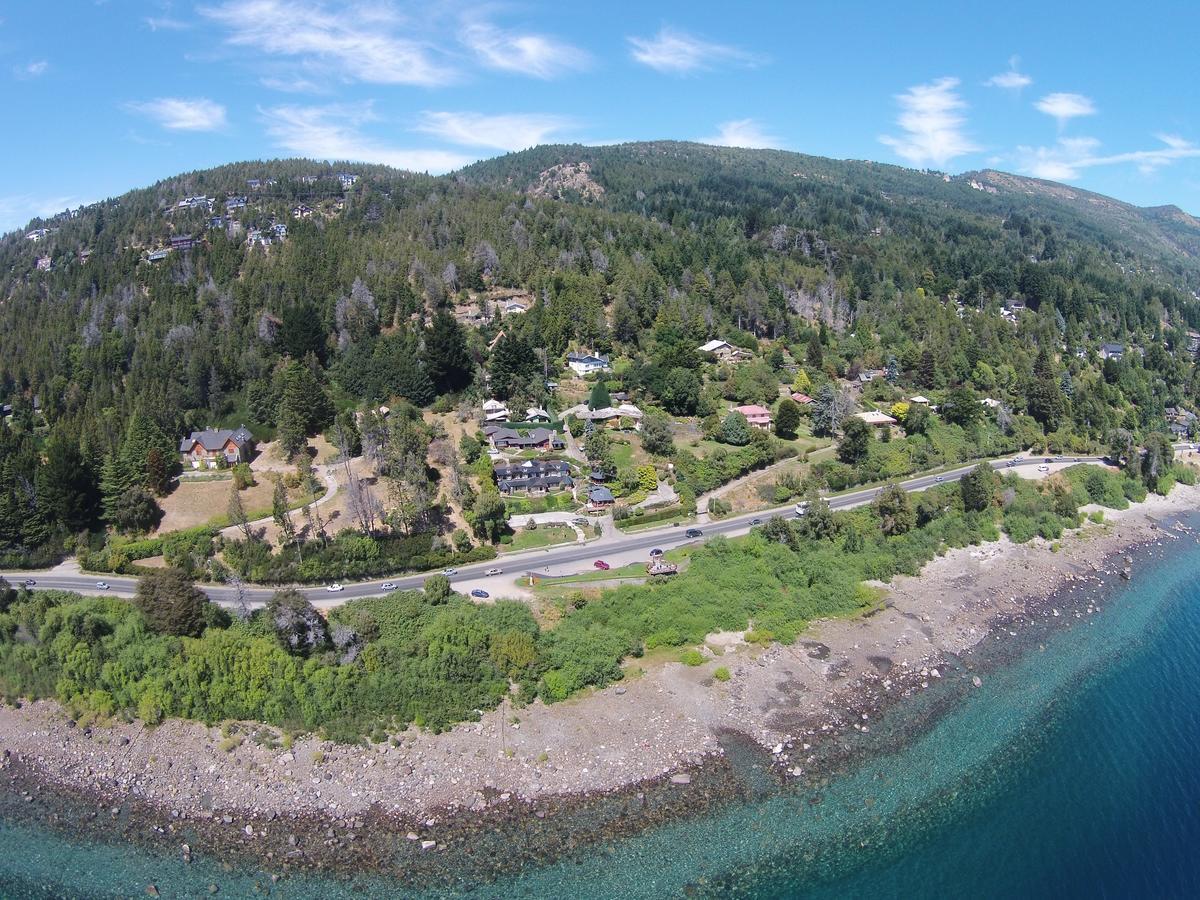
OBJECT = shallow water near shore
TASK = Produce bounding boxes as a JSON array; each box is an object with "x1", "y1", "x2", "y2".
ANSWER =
[{"x1": 4, "y1": 519, "x2": 1200, "y2": 898}]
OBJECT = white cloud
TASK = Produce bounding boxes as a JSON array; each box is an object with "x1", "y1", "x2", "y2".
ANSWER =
[
  {"x1": 879, "y1": 77, "x2": 979, "y2": 168},
  {"x1": 0, "y1": 194, "x2": 78, "y2": 234},
  {"x1": 627, "y1": 27, "x2": 761, "y2": 74},
  {"x1": 201, "y1": 0, "x2": 453, "y2": 87},
  {"x1": 699, "y1": 118, "x2": 782, "y2": 149},
  {"x1": 261, "y1": 103, "x2": 474, "y2": 172},
  {"x1": 1035, "y1": 92, "x2": 1096, "y2": 125},
  {"x1": 460, "y1": 17, "x2": 589, "y2": 79},
  {"x1": 145, "y1": 16, "x2": 189, "y2": 31},
  {"x1": 985, "y1": 57, "x2": 1031, "y2": 90},
  {"x1": 414, "y1": 111, "x2": 574, "y2": 151},
  {"x1": 14, "y1": 60, "x2": 48, "y2": 79},
  {"x1": 1016, "y1": 134, "x2": 1200, "y2": 181},
  {"x1": 125, "y1": 97, "x2": 228, "y2": 131}
]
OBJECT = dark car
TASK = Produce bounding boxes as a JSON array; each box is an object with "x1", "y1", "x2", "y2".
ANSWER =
[
  {"x1": 22, "y1": 579, "x2": 36, "y2": 587},
  {"x1": 685, "y1": 528, "x2": 703, "y2": 538},
  {"x1": 593, "y1": 560, "x2": 610, "y2": 570},
  {"x1": 470, "y1": 588, "x2": 489, "y2": 599},
  {"x1": 649, "y1": 548, "x2": 664, "y2": 557},
  {"x1": 750, "y1": 518, "x2": 763, "y2": 525}
]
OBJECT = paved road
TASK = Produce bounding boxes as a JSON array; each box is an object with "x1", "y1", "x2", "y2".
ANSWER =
[{"x1": 1, "y1": 455, "x2": 1106, "y2": 608}]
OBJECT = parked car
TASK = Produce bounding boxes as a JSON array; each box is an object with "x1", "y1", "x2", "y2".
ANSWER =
[
  {"x1": 685, "y1": 528, "x2": 703, "y2": 538},
  {"x1": 484, "y1": 567, "x2": 503, "y2": 576},
  {"x1": 1037, "y1": 464, "x2": 1050, "y2": 472},
  {"x1": 442, "y1": 568, "x2": 457, "y2": 576},
  {"x1": 326, "y1": 583, "x2": 344, "y2": 592},
  {"x1": 649, "y1": 548, "x2": 664, "y2": 558},
  {"x1": 470, "y1": 588, "x2": 489, "y2": 599},
  {"x1": 593, "y1": 560, "x2": 610, "y2": 570},
  {"x1": 95, "y1": 581, "x2": 109, "y2": 590},
  {"x1": 380, "y1": 582, "x2": 396, "y2": 591},
  {"x1": 21, "y1": 579, "x2": 35, "y2": 587}
]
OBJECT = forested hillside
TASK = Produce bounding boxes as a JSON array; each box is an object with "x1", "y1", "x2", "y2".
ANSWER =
[{"x1": 3, "y1": 141, "x2": 1200, "y2": 567}]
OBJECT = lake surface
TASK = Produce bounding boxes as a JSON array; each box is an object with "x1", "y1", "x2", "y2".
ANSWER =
[{"x1": 4, "y1": 520, "x2": 1200, "y2": 898}]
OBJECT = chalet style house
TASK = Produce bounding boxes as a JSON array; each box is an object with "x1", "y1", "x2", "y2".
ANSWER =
[
  {"x1": 179, "y1": 426, "x2": 255, "y2": 469},
  {"x1": 494, "y1": 459, "x2": 573, "y2": 494}
]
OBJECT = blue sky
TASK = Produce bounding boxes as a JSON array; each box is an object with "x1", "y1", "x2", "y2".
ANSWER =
[{"x1": 2, "y1": 0, "x2": 1199, "y2": 232}]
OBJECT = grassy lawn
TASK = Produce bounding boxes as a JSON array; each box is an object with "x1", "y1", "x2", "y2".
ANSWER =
[
  {"x1": 528, "y1": 548, "x2": 689, "y2": 593},
  {"x1": 504, "y1": 491, "x2": 577, "y2": 515},
  {"x1": 616, "y1": 510, "x2": 697, "y2": 532},
  {"x1": 503, "y1": 524, "x2": 576, "y2": 552}
]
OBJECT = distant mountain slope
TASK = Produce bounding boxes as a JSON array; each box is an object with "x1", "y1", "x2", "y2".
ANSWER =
[{"x1": 458, "y1": 141, "x2": 1200, "y2": 275}]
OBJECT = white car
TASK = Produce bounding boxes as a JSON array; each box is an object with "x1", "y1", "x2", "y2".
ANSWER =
[
  {"x1": 442, "y1": 568, "x2": 458, "y2": 576},
  {"x1": 95, "y1": 581, "x2": 109, "y2": 590},
  {"x1": 484, "y1": 567, "x2": 503, "y2": 576},
  {"x1": 326, "y1": 583, "x2": 345, "y2": 592},
  {"x1": 1037, "y1": 464, "x2": 1050, "y2": 472},
  {"x1": 795, "y1": 501, "x2": 809, "y2": 517},
  {"x1": 380, "y1": 582, "x2": 396, "y2": 591}
]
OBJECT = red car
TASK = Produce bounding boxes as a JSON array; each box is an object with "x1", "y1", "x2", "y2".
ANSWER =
[{"x1": 593, "y1": 560, "x2": 610, "y2": 570}]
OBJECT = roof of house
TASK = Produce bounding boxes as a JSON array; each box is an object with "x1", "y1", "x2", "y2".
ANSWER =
[
  {"x1": 855, "y1": 410, "x2": 897, "y2": 426},
  {"x1": 1101, "y1": 343, "x2": 1125, "y2": 353},
  {"x1": 566, "y1": 350, "x2": 610, "y2": 364},
  {"x1": 698, "y1": 339, "x2": 733, "y2": 353},
  {"x1": 487, "y1": 427, "x2": 562, "y2": 447},
  {"x1": 790, "y1": 392, "x2": 814, "y2": 404},
  {"x1": 482, "y1": 398, "x2": 508, "y2": 411},
  {"x1": 572, "y1": 403, "x2": 644, "y2": 421},
  {"x1": 909, "y1": 395, "x2": 931, "y2": 404},
  {"x1": 525, "y1": 407, "x2": 550, "y2": 420},
  {"x1": 180, "y1": 425, "x2": 253, "y2": 453},
  {"x1": 589, "y1": 487, "x2": 615, "y2": 503},
  {"x1": 733, "y1": 404, "x2": 772, "y2": 418}
]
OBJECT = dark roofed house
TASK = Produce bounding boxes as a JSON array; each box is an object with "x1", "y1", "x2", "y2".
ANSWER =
[
  {"x1": 170, "y1": 234, "x2": 196, "y2": 251},
  {"x1": 179, "y1": 425, "x2": 255, "y2": 469},
  {"x1": 484, "y1": 426, "x2": 564, "y2": 451},
  {"x1": 494, "y1": 459, "x2": 573, "y2": 494},
  {"x1": 588, "y1": 486, "x2": 615, "y2": 507},
  {"x1": 1100, "y1": 343, "x2": 1125, "y2": 361},
  {"x1": 566, "y1": 350, "x2": 611, "y2": 376}
]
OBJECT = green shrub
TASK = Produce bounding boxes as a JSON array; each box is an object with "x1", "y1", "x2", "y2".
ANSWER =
[
  {"x1": 679, "y1": 649, "x2": 705, "y2": 666},
  {"x1": 713, "y1": 666, "x2": 731, "y2": 682}
]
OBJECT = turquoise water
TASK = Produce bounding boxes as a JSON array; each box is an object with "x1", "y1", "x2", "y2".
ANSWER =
[{"x1": 4, "y1": 526, "x2": 1200, "y2": 898}]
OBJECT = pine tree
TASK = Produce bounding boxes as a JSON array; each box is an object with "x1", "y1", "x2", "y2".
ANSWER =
[
  {"x1": 424, "y1": 310, "x2": 472, "y2": 395},
  {"x1": 588, "y1": 380, "x2": 611, "y2": 410}
]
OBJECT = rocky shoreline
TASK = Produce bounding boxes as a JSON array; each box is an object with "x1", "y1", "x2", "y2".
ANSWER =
[{"x1": 2, "y1": 485, "x2": 1199, "y2": 890}]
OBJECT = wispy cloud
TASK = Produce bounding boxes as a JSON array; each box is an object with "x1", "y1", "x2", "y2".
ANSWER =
[
  {"x1": 125, "y1": 97, "x2": 228, "y2": 131},
  {"x1": 879, "y1": 77, "x2": 978, "y2": 168},
  {"x1": 14, "y1": 60, "x2": 48, "y2": 80},
  {"x1": 0, "y1": 194, "x2": 77, "y2": 234},
  {"x1": 699, "y1": 118, "x2": 782, "y2": 149},
  {"x1": 201, "y1": 0, "x2": 453, "y2": 87},
  {"x1": 261, "y1": 103, "x2": 474, "y2": 172},
  {"x1": 627, "y1": 27, "x2": 761, "y2": 74},
  {"x1": 985, "y1": 56, "x2": 1031, "y2": 90},
  {"x1": 144, "y1": 16, "x2": 189, "y2": 31},
  {"x1": 1035, "y1": 92, "x2": 1096, "y2": 126},
  {"x1": 460, "y1": 16, "x2": 589, "y2": 79},
  {"x1": 1017, "y1": 134, "x2": 1200, "y2": 181},
  {"x1": 414, "y1": 111, "x2": 574, "y2": 151}
]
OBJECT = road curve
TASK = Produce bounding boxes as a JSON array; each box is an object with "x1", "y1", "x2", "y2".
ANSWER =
[{"x1": 2, "y1": 455, "x2": 1108, "y2": 608}]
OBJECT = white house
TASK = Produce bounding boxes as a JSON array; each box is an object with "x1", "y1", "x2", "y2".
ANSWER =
[
  {"x1": 483, "y1": 399, "x2": 510, "y2": 423},
  {"x1": 855, "y1": 410, "x2": 897, "y2": 428},
  {"x1": 525, "y1": 407, "x2": 550, "y2": 422},
  {"x1": 566, "y1": 351, "x2": 611, "y2": 377},
  {"x1": 697, "y1": 339, "x2": 751, "y2": 361}
]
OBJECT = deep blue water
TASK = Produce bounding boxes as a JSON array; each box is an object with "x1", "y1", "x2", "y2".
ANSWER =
[{"x1": 4, "y1": 523, "x2": 1200, "y2": 898}]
